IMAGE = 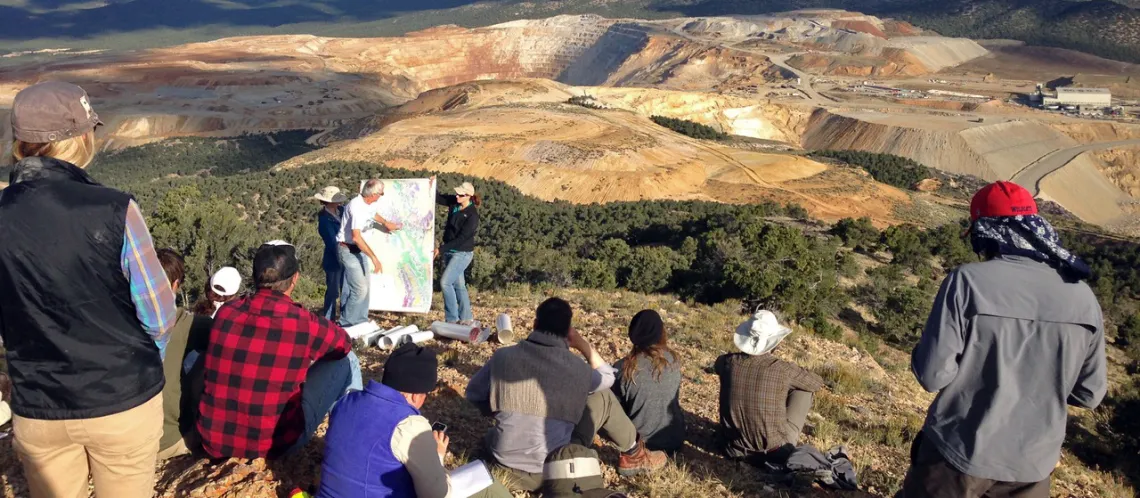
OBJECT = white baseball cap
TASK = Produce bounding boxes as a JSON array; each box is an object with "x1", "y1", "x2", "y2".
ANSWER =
[{"x1": 210, "y1": 267, "x2": 242, "y2": 297}]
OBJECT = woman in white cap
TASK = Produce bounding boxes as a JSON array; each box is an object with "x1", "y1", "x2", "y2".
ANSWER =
[
  {"x1": 192, "y1": 266, "x2": 242, "y2": 318},
  {"x1": 713, "y1": 310, "x2": 824, "y2": 464},
  {"x1": 434, "y1": 179, "x2": 481, "y2": 324},
  {"x1": 314, "y1": 186, "x2": 348, "y2": 320}
]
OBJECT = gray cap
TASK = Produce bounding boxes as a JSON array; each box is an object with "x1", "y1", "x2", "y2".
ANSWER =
[{"x1": 11, "y1": 81, "x2": 102, "y2": 143}]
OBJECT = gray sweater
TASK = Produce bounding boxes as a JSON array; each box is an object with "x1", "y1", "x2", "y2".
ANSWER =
[
  {"x1": 466, "y1": 331, "x2": 616, "y2": 474},
  {"x1": 913, "y1": 255, "x2": 1107, "y2": 483},
  {"x1": 612, "y1": 351, "x2": 685, "y2": 452}
]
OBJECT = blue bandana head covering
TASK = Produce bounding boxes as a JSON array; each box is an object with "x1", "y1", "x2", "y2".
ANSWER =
[{"x1": 970, "y1": 214, "x2": 1091, "y2": 280}]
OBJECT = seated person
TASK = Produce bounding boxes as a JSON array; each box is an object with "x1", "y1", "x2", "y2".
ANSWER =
[
  {"x1": 318, "y1": 344, "x2": 512, "y2": 498},
  {"x1": 154, "y1": 248, "x2": 214, "y2": 460},
  {"x1": 466, "y1": 297, "x2": 667, "y2": 491},
  {"x1": 198, "y1": 240, "x2": 356, "y2": 459},
  {"x1": 715, "y1": 310, "x2": 824, "y2": 462},
  {"x1": 612, "y1": 310, "x2": 686, "y2": 453}
]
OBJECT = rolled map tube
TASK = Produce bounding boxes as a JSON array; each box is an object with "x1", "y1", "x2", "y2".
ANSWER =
[
  {"x1": 362, "y1": 326, "x2": 401, "y2": 348},
  {"x1": 379, "y1": 325, "x2": 420, "y2": 349},
  {"x1": 401, "y1": 331, "x2": 434, "y2": 346},
  {"x1": 495, "y1": 313, "x2": 514, "y2": 344},
  {"x1": 430, "y1": 321, "x2": 482, "y2": 343}
]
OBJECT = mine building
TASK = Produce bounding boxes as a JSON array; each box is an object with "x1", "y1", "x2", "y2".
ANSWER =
[{"x1": 1042, "y1": 87, "x2": 1112, "y2": 108}]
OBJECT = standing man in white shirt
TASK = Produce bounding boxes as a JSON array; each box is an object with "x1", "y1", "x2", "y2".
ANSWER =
[{"x1": 336, "y1": 179, "x2": 403, "y2": 327}]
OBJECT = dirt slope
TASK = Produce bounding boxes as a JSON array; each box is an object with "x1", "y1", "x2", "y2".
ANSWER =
[
  {"x1": 1093, "y1": 146, "x2": 1140, "y2": 198},
  {"x1": 1039, "y1": 153, "x2": 1137, "y2": 227},
  {"x1": 800, "y1": 109, "x2": 1076, "y2": 181},
  {"x1": 281, "y1": 80, "x2": 910, "y2": 224}
]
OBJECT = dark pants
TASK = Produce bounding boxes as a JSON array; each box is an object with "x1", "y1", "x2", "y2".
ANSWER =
[
  {"x1": 281, "y1": 356, "x2": 352, "y2": 457},
  {"x1": 902, "y1": 433, "x2": 1050, "y2": 498},
  {"x1": 321, "y1": 265, "x2": 342, "y2": 321}
]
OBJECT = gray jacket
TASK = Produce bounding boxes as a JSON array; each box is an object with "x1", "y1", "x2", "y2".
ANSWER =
[{"x1": 913, "y1": 255, "x2": 1107, "y2": 483}]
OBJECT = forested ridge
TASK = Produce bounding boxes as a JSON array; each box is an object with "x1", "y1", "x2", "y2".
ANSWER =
[{"x1": 40, "y1": 132, "x2": 1140, "y2": 485}]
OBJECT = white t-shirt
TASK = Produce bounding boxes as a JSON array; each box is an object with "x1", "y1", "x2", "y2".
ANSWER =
[{"x1": 337, "y1": 195, "x2": 380, "y2": 244}]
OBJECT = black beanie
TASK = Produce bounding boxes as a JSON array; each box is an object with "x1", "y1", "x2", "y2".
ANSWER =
[
  {"x1": 382, "y1": 344, "x2": 438, "y2": 394},
  {"x1": 627, "y1": 309, "x2": 664, "y2": 349}
]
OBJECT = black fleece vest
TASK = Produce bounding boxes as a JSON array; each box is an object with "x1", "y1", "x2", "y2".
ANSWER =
[{"x1": 0, "y1": 157, "x2": 164, "y2": 419}]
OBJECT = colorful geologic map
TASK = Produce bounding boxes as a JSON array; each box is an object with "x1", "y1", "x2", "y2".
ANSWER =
[{"x1": 361, "y1": 178, "x2": 436, "y2": 313}]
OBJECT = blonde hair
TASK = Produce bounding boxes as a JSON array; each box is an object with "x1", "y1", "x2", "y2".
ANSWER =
[{"x1": 12, "y1": 131, "x2": 97, "y2": 168}]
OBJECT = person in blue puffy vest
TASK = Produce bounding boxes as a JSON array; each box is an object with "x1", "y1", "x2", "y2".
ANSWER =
[{"x1": 318, "y1": 344, "x2": 511, "y2": 498}]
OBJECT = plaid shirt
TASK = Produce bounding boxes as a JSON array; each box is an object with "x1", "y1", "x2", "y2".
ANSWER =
[
  {"x1": 715, "y1": 353, "x2": 824, "y2": 453},
  {"x1": 198, "y1": 288, "x2": 351, "y2": 459},
  {"x1": 120, "y1": 200, "x2": 177, "y2": 359}
]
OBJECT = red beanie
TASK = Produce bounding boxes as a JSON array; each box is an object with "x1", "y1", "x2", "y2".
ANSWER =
[{"x1": 970, "y1": 181, "x2": 1038, "y2": 221}]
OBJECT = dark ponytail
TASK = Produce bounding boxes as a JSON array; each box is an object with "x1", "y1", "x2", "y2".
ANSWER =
[{"x1": 471, "y1": 194, "x2": 482, "y2": 207}]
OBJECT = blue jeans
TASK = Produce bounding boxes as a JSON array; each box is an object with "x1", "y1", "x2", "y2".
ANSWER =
[
  {"x1": 346, "y1": 351, "x2": 363, "y2": 394},
  {"x1": 440, "y1": 251, "x2": 474, "y2": 323},
  {"x1": 321, "y1": 265, "x2": 343, "y2": 321},
  {"x1": 279, "y1": 354, "x2": 352, "y2": 457},
  {"x1": 337, "y1": 245, "x2": 371, "y2": 327}
]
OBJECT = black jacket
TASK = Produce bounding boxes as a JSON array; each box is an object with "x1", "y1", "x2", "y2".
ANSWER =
[
  {"x1": 0, "y1": 157, "x2": 164, "y2": 419},
  {"x1": 438, "y1": 194, "x2": 479, "y2": 253}
]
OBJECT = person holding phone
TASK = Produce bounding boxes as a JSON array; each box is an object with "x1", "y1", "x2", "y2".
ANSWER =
[{"x1": 318, "y1": 344, "x2": 511, "y2": 498}]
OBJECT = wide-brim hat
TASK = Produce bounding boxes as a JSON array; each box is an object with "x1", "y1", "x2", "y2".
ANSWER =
[
  {"x1": 314, "y1": 186, "x2": 347, "y2": 204},
  {"x1": 733, "y1": 310, "x2": 792, "y2": 356}
]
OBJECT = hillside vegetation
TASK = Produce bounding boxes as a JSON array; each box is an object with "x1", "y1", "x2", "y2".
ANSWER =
[
  {"x1": 3, "y1": 132, "x2": 1139, "y2": 496},
  {"x1": 810, "y1": 150, "x2": 930, "y2": 190}
]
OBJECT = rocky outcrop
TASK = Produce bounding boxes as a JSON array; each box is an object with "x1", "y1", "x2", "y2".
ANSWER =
[{"x1": 1093, "y1": 146, "x2": 1140, "y2": 199}]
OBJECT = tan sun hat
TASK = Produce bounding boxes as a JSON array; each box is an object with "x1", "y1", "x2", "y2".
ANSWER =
[
  {"x1": 454, "y1": 182, "x2": 475, "y2": 196},
  {"x1": 314, "y1": 186, "x2": 347, "y2": 203}
]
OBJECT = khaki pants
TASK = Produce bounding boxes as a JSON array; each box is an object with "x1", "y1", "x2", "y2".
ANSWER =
[
  {"x1": 13, "y1": 393, "x2": 163, "y2": 498},
  {"x1": 495, "y1": 390, "x2": 640, "y2": 492}
]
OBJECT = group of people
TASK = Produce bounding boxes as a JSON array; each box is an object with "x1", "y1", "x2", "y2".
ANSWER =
[
  {"x1": 315, "y1": 176, "x2": 482, "y2": 327},
  {"x1": 0, "y1": 81, "x2": 1111, "y2": 498}
]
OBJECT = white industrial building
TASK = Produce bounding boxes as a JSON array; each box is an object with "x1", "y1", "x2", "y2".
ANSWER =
[{"x1": 1043, "y1": 87, "x2": 1112, "y2": 107}]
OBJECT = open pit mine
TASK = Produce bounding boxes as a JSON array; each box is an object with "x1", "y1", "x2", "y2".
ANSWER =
[{"x1": 3, "y1": 9, "x2": 1139, "y2": 232}]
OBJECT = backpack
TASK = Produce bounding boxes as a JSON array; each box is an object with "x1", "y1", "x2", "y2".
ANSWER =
[{"x1": 541, "y1": 444, "x2": 626, "y2": 498}]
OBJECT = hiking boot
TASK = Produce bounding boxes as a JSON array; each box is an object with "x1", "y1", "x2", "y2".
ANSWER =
[{"x1": 617, "y1": 439, "x2": 667, "y2": 476}]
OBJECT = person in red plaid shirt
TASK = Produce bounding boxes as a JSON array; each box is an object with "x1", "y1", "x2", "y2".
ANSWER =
[{"x1": 198, "y1": 240, "x2": 356, "y2": 459}]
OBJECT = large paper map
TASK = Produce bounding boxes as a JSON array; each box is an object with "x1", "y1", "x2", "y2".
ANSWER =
[{"x1": 361, "y1": 178, "x2": 436, "y2": 313}]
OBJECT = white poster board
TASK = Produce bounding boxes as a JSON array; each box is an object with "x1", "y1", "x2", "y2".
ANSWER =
[{"x1": 360, "y1": 178, "x2": 436, "y2": 313}]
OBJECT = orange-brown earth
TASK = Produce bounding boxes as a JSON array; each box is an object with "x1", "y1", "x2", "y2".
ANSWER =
[{"x1": 281, "y1": 79, "x2": 912, "y2": 225}]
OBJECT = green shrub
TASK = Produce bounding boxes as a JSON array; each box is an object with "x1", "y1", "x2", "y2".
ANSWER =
[
  {"x1": 831, "y1": 217, "x2": 880, "y2": 253},
  {"x1": 812, "y1": 150, "x2": 930, "y2": 190},
  {"x1": 650, "y1": 115, "x2": 728, "y2": 140},
  {"x1": 574, "y1": 259, "x2": 618, "y2": 290},
  {"x1": 625, "y1": 246, "x2": 677, "y2": 293}
]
